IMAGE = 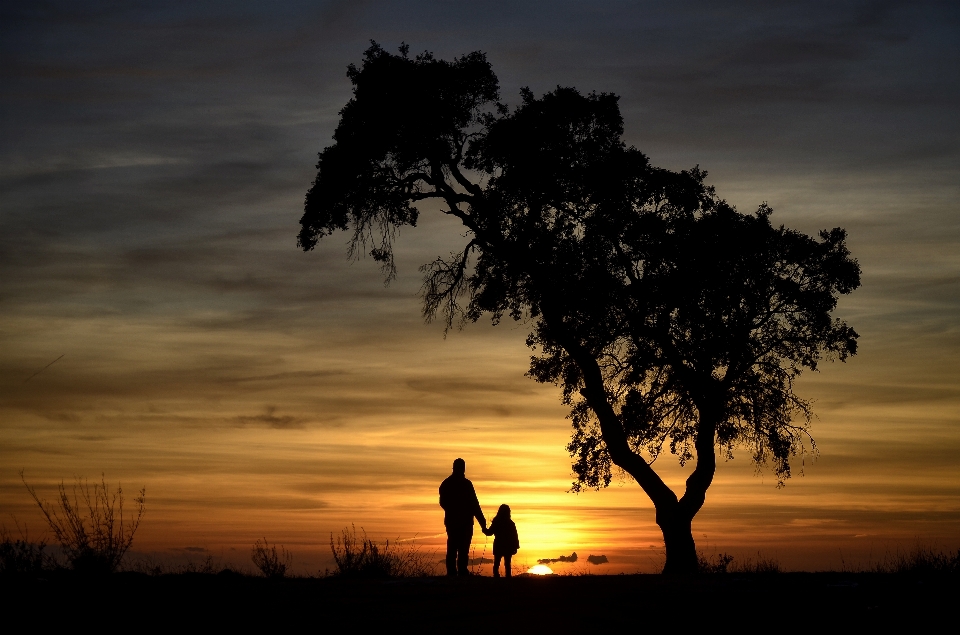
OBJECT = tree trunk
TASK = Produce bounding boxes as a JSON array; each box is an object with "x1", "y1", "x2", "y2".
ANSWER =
[
  {"x1": 540, "y1": 313, "x2": 714, "y2": 575},
  {"x1": 658, "y1": 510, "x2": 698, "y2": 574}
]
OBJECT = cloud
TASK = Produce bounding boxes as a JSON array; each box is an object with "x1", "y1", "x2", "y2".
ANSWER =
[
  {"x1": 236, "y1": 406, "x2": 307, "y2": 430},
  {"x1": 535, "y1": 552, "x2": 608, "y2": 565},
  {"x1": 467, "y1": 557, "x2": 493, "y2": 565}
]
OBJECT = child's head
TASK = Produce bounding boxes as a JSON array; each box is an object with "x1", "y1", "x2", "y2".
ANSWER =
[{"x1": 496, "y1": 504, "x2": 511, "y2": 519}]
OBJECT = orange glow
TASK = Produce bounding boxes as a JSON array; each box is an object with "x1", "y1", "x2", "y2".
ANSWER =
[{"x1": 2, "y1": 198, "x2": 959, "y2": 576}]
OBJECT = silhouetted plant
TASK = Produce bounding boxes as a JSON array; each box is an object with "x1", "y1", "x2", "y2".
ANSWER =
[
  {"x1": 129, "y1": 557, "x2": 166, "y2": 576},
  {"x1": 730, "y1": 552, "x2": 781, "y2": 574},
  {"x1": 875, "y1": 545, "x2": 960, "y2": 576},
  {"x1": 21, "y1": 471, "x2": 145, "y2": 574},
  {"x1": 182, "y1": 553, "x2": 219, "y2": 575},
  {"x1": 132, "y1": 553, "x2": 232, "y2": 576},
  {"x1": 0, "y1": 522, "x2": 49, "y2": 576},
  {"x1": 251, "y1": 538, "x2": 292, "y2": 578},
  {"x1": 330, "y1": 525, "x2": 436, "y2": 578},
  {"x1": 697, "y1": 551, "x2": 735, "y2": 574}
]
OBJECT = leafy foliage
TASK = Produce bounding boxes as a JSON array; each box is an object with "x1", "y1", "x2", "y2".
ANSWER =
[
  {"x1": 535, "y1": 202, "x2": 860, "y2": 490},
  {"x1": 300, "y1": 41, "x2": 501, "y2": 280}
]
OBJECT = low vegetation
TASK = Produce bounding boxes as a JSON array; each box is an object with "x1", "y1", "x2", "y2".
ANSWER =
[
  {"x1": 697, "y1": 551, "x2": 782, "y2": 574},
  {"x1": 329, "y1": 525, "x2": 436, "y2": 578},
  {"x1": 872, "y1": 545, "x2": 960, "y2": 576},
  {"x1": 21, "y1": 471, "x2": 145, "y2": 574},
  {"x1": 251, "y1": 538, "x2": 293, "y2": 578},
  {"x1": 0, "y1": 523, "x2": 49, "y2": 576}
]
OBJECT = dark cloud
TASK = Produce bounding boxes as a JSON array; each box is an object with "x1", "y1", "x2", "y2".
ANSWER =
[
  {"x1": 467, "y1": 556, "x2": 493, "y2": 565},
  {"x1": 236, "y1": 406, "x2": 306, "y2": 430}
]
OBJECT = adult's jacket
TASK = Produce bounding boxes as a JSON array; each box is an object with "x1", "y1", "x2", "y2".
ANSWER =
[{"x1": 439, "y1": 474, "x2": 485, "y2": 531}]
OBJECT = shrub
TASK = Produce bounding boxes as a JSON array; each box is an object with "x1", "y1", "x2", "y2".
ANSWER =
[
  {"x1": 21, "y1": 471, "x2": 145, "y2": 574},
  {"x1": 251, "y1": 538, "x2": 292, "y2": 578},
  {"x1": 0, "y1": 523, "x2": 49, "y2": 576},
  {"x1": 697, "y1": 551, "x2": 735, "y2": 574},
  {"x1": 181, "y1": 554, "x2": 219, "y2": 575},
  {"x1": 329, "y1": 525, "x2": 436, "y2": 578}
]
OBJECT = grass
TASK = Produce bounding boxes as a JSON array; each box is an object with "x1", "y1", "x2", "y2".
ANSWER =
[
  {"x1": 0, "y1": 523, "x2": 49, "y2": 576},
  {"x1": 329, "y1": 525, "x2": 438, "y2": 578},
  {"x1": 252, "y1": 538, "x2": 292, "y2": 578},
  {"x1": 872, "y1": 545, "x2": 960, "y2": 576},
  {"x1": 697, "y1": 550, "x2": 781, "y2": 574}
]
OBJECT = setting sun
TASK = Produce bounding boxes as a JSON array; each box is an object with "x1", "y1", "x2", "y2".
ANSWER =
[{"x1": 527, "y1": 565, "x2": 554, "y2": 576}]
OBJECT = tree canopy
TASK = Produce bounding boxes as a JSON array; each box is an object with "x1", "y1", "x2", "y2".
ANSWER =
[{"x1": 300, "y1": 42, "x2": 861, "y2": 573}]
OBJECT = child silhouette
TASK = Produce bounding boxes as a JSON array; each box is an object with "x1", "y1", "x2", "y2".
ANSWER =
[{"x1": 482, "y1": 504, "x2": 520, "y2": 577}]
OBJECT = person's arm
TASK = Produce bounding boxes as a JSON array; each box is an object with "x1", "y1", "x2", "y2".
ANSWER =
[{"x1": 469, "y1": 482, "x2": 485, "y2": 528}]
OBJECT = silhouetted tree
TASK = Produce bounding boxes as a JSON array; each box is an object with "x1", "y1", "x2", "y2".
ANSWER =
[{"x1": 300, "y1": 42, "x2": 861, "y2": 574}]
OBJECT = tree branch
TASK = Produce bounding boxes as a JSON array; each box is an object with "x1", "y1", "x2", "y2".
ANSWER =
[
  {"x1": 541, "y1": 302, "x2": 678, "y2": 509},
  {"x1": 677, "y1": 401, "x2": 717, "y2": 520}
]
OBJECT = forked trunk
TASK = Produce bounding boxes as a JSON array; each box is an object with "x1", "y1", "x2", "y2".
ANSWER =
[
  {"x1": 546, "y1": 324, "x2": 714, "y2": 575},
  {"x1": 658, "y1": 511, "x2": 698, "y2": 574}
]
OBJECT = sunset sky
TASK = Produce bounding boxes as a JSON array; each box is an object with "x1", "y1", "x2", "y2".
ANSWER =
[{"x1": 2, "y1": 1, "x2": 958, "y2": 574}]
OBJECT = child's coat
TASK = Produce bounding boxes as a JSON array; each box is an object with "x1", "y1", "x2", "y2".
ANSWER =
[{"x1": 485, "y1": 516, "x2": 519, "y2": 556}]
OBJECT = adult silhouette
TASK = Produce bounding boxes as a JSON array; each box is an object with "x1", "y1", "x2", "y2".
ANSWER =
[{"x1": 439, "y1": 458, "x2": 486, "y2": 576}]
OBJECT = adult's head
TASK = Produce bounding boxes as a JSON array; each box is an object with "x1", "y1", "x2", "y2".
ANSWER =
[{"x1": 452, "y1": 458, "x2": 465, "y2": 475}]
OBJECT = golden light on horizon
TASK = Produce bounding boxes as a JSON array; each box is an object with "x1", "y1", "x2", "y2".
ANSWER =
[{"x1": 527, "y1": 564, "x2": 553, "y2": 575}]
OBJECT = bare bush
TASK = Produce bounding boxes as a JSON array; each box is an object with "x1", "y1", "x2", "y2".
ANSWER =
[
  {"x1": 330, "y1": 525, "x2": 437, "y2": 578},
  {"x1": 21, "y1": 471, "x2": 145, "y2": 574},
  {"x1": 251, "y1": 538, "x2": 292, "y2": 578}
]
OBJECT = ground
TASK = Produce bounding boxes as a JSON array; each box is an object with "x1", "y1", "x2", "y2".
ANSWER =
[{"x1": 5, "y1": 571, "x2": 955, "y2": 630}]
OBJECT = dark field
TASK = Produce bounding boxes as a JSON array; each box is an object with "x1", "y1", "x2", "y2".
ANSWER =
[{"x1": 5, "y1": 571, "x2": 955, "y2": 629}]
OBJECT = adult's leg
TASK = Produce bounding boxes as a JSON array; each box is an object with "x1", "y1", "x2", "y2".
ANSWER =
[
  {"x1": 493, "y1": 554, "x2": 502, "y2": 577},
  {"x1": 504, "y1": 554, "x2": 512, "y2": 578},
  {"x1": 456, "y1": 530, "x2": 473, "y2": 576},
  {"x1": 445, "y1": 532, "x2": 457, "y2": 576}
]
